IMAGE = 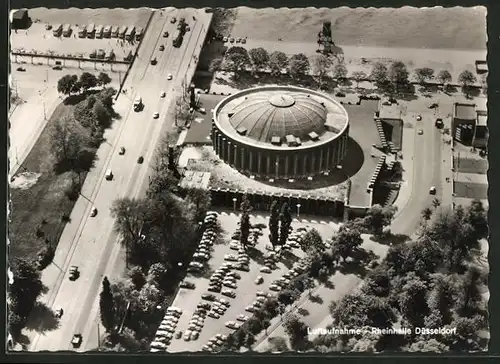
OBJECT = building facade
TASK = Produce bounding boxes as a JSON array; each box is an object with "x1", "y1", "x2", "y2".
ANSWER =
[{"x1": 211, "y1": 86, "x2": 350, "y2": 180}]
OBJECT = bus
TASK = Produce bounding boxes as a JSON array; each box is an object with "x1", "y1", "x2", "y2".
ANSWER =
[
  {"x1": 95, "y1": 25, "x2": 104, "y2": 39},
  {"x1": 103, "y1": 25, "x2": 112, "y2": 38},
  {"x1": 77, "y1": 26, "x2": 86, "y2": 38},
  {"x1": 86, "y1": 24, "x2": 95, "y2": 38},
  {"x1": 135, "y1": 27, "x2": 143, "y2": 41},
  {"x1": 62, "y1": 24, "x2": 72, "y2": 37},
  {"x1": 52, "y1": 24, "x2": 62, "y2": 37},
  {"x1": 125, "y1": 26, "x2": 135, "y2": 41},
  {"x1": 118, "y1": 26, "x2": 127, "y2": 39},
  {"x1": 172, "y1": 29, "x2": 183, "y2": 48}
]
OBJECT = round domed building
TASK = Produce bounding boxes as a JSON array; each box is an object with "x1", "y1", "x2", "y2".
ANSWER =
[{"x1": 211, "y1": 85, "x2": 350, "y2": 180}]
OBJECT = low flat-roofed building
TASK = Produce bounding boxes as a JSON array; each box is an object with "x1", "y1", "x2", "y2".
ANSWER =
[
  {"x1": 178, "y1": 170, "x2": 211, "y2": 190},
  {"x1": 453, "y1": 101, "x2": 488, "y2": 148}
]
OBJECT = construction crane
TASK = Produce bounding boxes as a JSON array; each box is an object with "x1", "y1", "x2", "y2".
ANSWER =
[{"x1": 317, "y1": 21, "x2": 335, "y2": 55}]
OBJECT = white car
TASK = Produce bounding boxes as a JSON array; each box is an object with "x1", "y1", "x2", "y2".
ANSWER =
[
  {"x1": 167, "y1": 74, "x2": 173, "y2": 80},
  {"x1": 260, "y1": 267, "x2": 272, "y2": 274},
  {"x1": 219, "y1": 298, "x2": 230, "y2": 306},
  {"x1": 256, "y1": 291, "x2": 267, "y2": 297},
  {"x1": 229, "y1": 242, "x2": 240, "y2": 250},
  {"x1": 90, "y1": 207, "x2": 98, "y2": 217},
  {"x1": 269, "y1": 284, "x2": 281, "y2": 291},
  {"x1": 160, "y1": 91, "x2": 166, "y2": 98},
  {"x1": 245, "y1": 305, "x2": 255, "y2": 313},
  {"x1": 255, "y1": 276, "x2": 264, "y2": 284},
  {"x1": 225, "y1": 321, "x2": 241, "y2": 330},
  {"x1": 153, "y1": 112, "x2": 159, "y2": 119},
  {"x1": 183, "y1": 331, "x2": 192, "y2": 341},
  {"x1": 237, "y1": 314, "x2": 248, "y2": 322},
  {"x1": 418, "y1": 129, "x2": 423, "y2": 135}
]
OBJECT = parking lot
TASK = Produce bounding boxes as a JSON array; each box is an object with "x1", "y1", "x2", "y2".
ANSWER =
[{"x1": 156, "y1": 210, "x2": 339, "y2": 352}]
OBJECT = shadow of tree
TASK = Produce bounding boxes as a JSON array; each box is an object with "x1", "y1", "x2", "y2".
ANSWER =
[
  {"x1": 280, "y1": 250, "x2": 300, "y2": 269},
  {"x1": 247, "y1": 246, "x2": 266, "y2": 266},
  {"x1": 16, "y1": 333, "x2": 31, "y2": 350},
  {"x1": 190, "y1": 265, "x2": 215, "y2": 279},
  {"x1": 297, "y1": 307, "x2": 309, "y2": 316},
  {"x1": 309, "y1": 294, "x2": 324, "y2": 304},
  {"x1": 323, "y1": 279, "x2": 335, "y2": 290},
  {"x1": 370, "y1": 233, "x2": 409, "y2": 246},
  {"x1": 24, "y1": 302, "x2": 60, "y2": 333}
]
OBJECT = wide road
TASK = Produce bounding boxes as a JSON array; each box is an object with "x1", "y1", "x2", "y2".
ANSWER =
[
  {"x1": 29, "y1": 8, "x2": 212, "y2": 351},
  {"x1": 391, "y1": 107, "x2": 443, "y2": 236}
]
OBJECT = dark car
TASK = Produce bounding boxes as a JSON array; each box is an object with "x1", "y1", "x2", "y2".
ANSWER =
[
  {"x1": 159, "y1": 44, "x2": 165, "y2": 51},
  {"x1": 137, "y1": 156, "x2": 144, "y2": 164},
  {"x1": 163, "y1": 31, "x2": 169, "y2": 38},
  {"x1": 16, "y1": 67, "x2": 26, "y2": 72},
  {"x1": 435, "y1": 118, "x2": 444, "y2": 128},
  {"x1": 69, "y1": 266, "x2": 80, "y2": 281},
  {"x1": 151, "y1": 58, "x2": 157, "y2": 65},
  {"x1": 53, "y1": 65, "x2": 63, "y2": 70},
  {"x1": 71, "y1": 334, "x2": 83, "y2": 348},
  {"x1": 202, "y1": 294, "x2": 216, "y2": 301}
]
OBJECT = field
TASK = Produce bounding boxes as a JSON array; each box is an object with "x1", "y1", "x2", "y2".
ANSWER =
[
  {"x1": 229, "y1": 6, "x2": 487, "y2": 50},
  {"x1": 9, "y1": 101, "x2": 79, "y2": 262}
]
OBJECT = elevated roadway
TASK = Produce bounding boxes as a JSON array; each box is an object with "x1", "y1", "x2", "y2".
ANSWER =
[{"x1": 29, "y1": 8, "x2": 212, "y2": 351}]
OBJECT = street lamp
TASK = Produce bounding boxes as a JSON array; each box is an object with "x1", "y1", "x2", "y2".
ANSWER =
[
  {"x1": 296, "y1": 203, "x2": 301, "y2": 219},
  {"x1": 232, "y1": 198, "x2": 237, "y2": 212}
]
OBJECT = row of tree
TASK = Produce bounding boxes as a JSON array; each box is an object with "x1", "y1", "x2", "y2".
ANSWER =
[
  {"x1": 57, "y1": 72, "x2": 112, "y2": 96},
  {"x1": 317, "y1": 200, "x2": 488, "y2": 352}
]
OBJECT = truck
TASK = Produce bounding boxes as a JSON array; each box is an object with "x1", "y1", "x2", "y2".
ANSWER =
[
  {"x1": 103, "y1": 25, "x2": 112, "y2": 38},
  {"x1": 172, "y1": 29, "x2": 183, "y2": 48},
  {"x1": 62, "y1": 24, "x2": 72, "y2": 37},
  {"x1": 118, "y1": 26, "x2": 127, "y2": 39},
  {"x1": 133, "y1": 97, "x2": 143, "y2": 112},
  {"x1": 52, "y1": 24, "x2": 62, "y2": 37},
  {"x1": 77, "y1": 26, "x2": 86, "y2": 38},
  {"x1": 95, "y1": 25, "x2": 104, "y2": 39},
  {"x1": 135, "y1": 27, "x2": 143, "y2": 41},
  {"x1": 125, "y1": 26, "x2": 135, "y2": 41},
  {"x1": 86, "y1": 23, "x2": 95, "y2": 38}
]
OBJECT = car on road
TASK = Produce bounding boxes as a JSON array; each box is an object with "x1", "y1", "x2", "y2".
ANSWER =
[
  {"x1": 53, "y1": 65, "x2": 63, "y2": 70},
  {"x1": 69, "y1": 266, "x2": 80, "y2": 281},
  {"x1": 183, "y1": 331, "x2": 192, "y2": 341},
  {"x1": 137, "y1": 156, "x2": 144, "y2": 164},
  {"x1": 429, "y1": 186, "x2": 437, "y2": 195},
  {"x1": 163, "y1": 31, "x2": 169, "y2": 37},
  {"x1": 153, "y1": 112, "x2": 160, "y2": 119},
  {"x1": 255, "y1": 276, "x2": 264, "y2": 284},
  {"x1": 171, "y1": 17, "x2": 176, "y2": 23},
  {"x1": 55, "y1": 308, "x2": 64, "y2": 318},
  {"x1": 119, "y1": 146, "x2": 125, "y2": 155},
  {"x1": 167, "y1": 74, "x2": 173, "y2": 80},
  {"x1": 105, "y1": 169, "x2": 113, "y2": 180},
  {"x1": 180, "y1": 281, "x2": 195, "y2": 289},
  {"x1": 416, "y1": 114, "x2": 422, "y2": 121},
  {"x1": 202, "y1": 294, "x2": 216, "y2": 301},
  {"x1": 428, "y1": 102, "x2": 439, "y2": 109},
  {"x1": 435, "y1": 118, "x2": 444, "y2": 128},
  {"x1": 260, "y1": 267, "x2": 272, "y2": 274},
  {"x1": 229, "y1": 37, "x2": 235, "y2": 43},
  {"x1": 225, "y1": 321, "x2": 241, "y2": 330},
  {"x1": 160, "y1": 91, "x2": 166, "y2": 98},
  {"x1": 159, "y1": 44, "x2": 165, "y2": 51},
  {"x1": 71, "y1": 334, "x2": 83, "y2": 348},
  {"x1": 151, "y1": 58, "x2": 157, "y2": 65},
  {"x1": 418, "y1": 129, "x2": 423, "y2": 135},
  {"x1": 16, "y1": 66, "x2": 26, "y2": 71},
  {"x1": 90, "y1": 207, "x2": 98, "y2": 217},
  {"x1": 241, "y1": 38, "x2": 246, "y2": 44}
]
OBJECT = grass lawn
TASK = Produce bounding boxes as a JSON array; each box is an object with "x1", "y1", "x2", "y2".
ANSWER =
[{"x1": 9, "y1": 100, "x2": 86, "y2": 263}]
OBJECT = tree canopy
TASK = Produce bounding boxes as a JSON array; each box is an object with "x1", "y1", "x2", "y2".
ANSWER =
[
  {"x1": 248, "y1": 47, "x2": 270, "y2": 71},
  {"x1": 288, "y1": 53, "x2": 310, "y2": 78},
  {"x1": 269, "y1": 51, "x2": 288, "y2": 75}
]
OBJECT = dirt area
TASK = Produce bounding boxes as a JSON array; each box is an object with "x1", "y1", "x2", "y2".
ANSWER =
[
  {"x1": 229, "y1": 7, "x2": 487, "y2": 50},
  {"x1": 11, "y1": 8, "x2": 152, "y2": 59},
  {"x1": 181, "y1": 146, "x2": 348, "y2": 201}
]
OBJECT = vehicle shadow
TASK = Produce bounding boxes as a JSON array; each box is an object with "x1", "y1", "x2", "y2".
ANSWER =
[
  {"x1": 280, "y1": 250, "x2": 300, "y2": 269},
  {"x1": 247, "y1": 246, "x2": 266, "y2": 266},
  {"x1": 24, "y1": 302, "x2": 60, "y2": 333}
]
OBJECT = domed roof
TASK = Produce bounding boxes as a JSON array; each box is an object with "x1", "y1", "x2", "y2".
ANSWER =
[{"x1": 227, "y1": 90, "x2": 328, "y2": 144}]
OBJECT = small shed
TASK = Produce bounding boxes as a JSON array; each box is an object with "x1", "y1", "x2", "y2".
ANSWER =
[{"x1": 12, "y1": 9, "x2": 29, "y2": 29}]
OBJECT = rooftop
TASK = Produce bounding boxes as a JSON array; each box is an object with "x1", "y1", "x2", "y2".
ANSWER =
[
  {"x1": 378, "y1": 106, "x2": 403, "y2": 120},
  {"x1": 214, "y1": 86, "x2": 349, "y2": 151},
  {"x1": 454, "y1": 103, "x2": 476, "y2": 120},
  {"x1": 477, "y1": 112, "x2": 487, "y2": 127},
  {"x1": 179, "y1": 171, "x2": 211, "y2": 190}
]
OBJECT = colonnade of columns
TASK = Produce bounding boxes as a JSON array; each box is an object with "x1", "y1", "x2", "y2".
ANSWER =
[{"x1": 212, "y1": 126, "x2": 349, "y2": 180}]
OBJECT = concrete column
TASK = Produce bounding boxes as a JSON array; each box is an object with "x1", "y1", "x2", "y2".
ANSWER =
[
  {"x1": 266, "y1": 156, "x2": 271, "y2": 177},
  {"x1": 222, "y1": 138, "x2": 227, "y2": 160},
  {"x1": 233, "y1": 144, "x2": 238, "y2": 167},
  {"x1": 275, "y1": 155, "x2": 280, "y2": 178},
  {"x1": 218, "y1": 135, "x2": 223, "y2": 156},
  {"x1": 249, "y1": 151, "x2": 253, "y2": 173},
  {"x1": 257, "y1": 152, "x2": 262, "y2": 176},
  {"x1": 326, "y1": 145, "x2": 331, "y2": 170},
  {"x1": 227, "y1": 141, "x2": 232, "y2": 164},
  {"x1": 319, "y1": 148, "x2": 324, "y2": 172},
  {"x1": 311, "y1": 152, "x2": 316, "y2": 175},
  {"x1": 285, "y1": 155, "x2": 289, "y2": 178},
  {"x1": 303, "y1": 155, "x2": 308, "y2": 176},
  {"x1": 294, "y1": 155, "x2": 298, "y2": 176},
  {"x1": 241, "y1": 147, "x2": 245, "y2": 170}
]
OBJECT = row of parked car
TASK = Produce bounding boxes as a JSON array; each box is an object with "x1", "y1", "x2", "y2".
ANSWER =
[
  {"x1": 150, "y1": 306, "x2": 183, "y2": 352},
  {"x1": 187, "y1": 211, "x2": 219, "y2": 274}
]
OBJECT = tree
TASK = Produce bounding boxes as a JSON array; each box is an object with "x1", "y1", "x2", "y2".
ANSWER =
[
  {"x1": 239, "y1": 194, "x2": 252, "y2": 249},
  {"x1": 427, "y1": 274, "x2": 455, "y2": 325},
  {"x1": 269, "y1": 51, "x2": 288, "y2": 76},
  {"x1": 351, "y1": 70, "x2": 367, "y2": 88},
  {"x1": 137, "y1": 283, "x2": 163, "y2": 313},
  {"x1": 421, "y1": 207, "x2": 433, "y2": 224},
  {"x1": 57, "y1": 74, "x2": 79, "y2": 95},
  {"x1": 223, "y1": 46, "x2": 251, "y2": 73},
  {"x1": 288, "y1": 53, "x2": 310, "y2": 78},
  {"x1": 146, "y1": 263, "x2": 168, "y2": 287},
  {"x1": 244, "y1": 332, "x2": 256, "y2": 348},
  {"x1": 389, "y1": 61, "x2": 410, "y2": 93},
  {"x1": 9, "y1": 258, "x2": 45, "y2": 319},
  {"x1": 370, "y1": 62, "x2": 388, "y2": 86},
  {"x1": 248, "y1": 47, "x2": 270, "y2": 72},
  {"x1": 278, "y1": 202, "x2": 292, "y2": 246},
  {"x1": 409, "y1": 338, "x2": 449, "y2": 353},
  {"x1": 398, "y1": 273, "x2": 429, "y2": 327},
  {"x1": 209, "y1": 57, "x2": 223, "y2": 72},
  {"x1": 283, "y1": 314, "x2": 309, "y2": 350},
  {"x1": 100, "y1": 276, "x2": 116, "y2": 333},
  {"x1": 437, "y1": 70, "x2": 452, "y2": 90},
  {"x1": 330, "y1": 226, "x2": 363, "y2": 262},
  {"x1": 268, "y1": 200, "x2": 280, "y2": 247},
  {"x1": 332, "y1": 63, "x2": 348, "y2": 82},
  {"x1": 414, "y1": 67, "x2": 435, "y2": 85},
  {"x1": 458, "y1": 70, "x2": 477, "y2": 98},
  {"x1": 362, "y1": 267, "x2": 391, "y2": 297},
  {"x1": 300, "y1": 228, "x2": 324, "y2": 252},
  {"x1": 48, "y1": 115, "x2": 89, "y2": 167},
  {"x1": 92, "y1": 99, "x2": 112, "y2": 127},
  {"x1": 312, "y1": 54, "x2": 333, "y2": 88},
  {"x1": 432, "y1": 198, "x2": 441, "y2": 209},
  {"x1": 79, "y1": 72, "x2": 98, "y2": 91},
  {"x1": 97, "y1": 72, "x2": 112, "y2": 86},
  {"x1": 128, "y1": 266, "x2": 146, "y2": 290},
  {"x1": 363, "y1": 204, "x2": 397, "y2": 235},
  {"x1": 185, "y1": 188, "x2": 211, "y2": 222},
  {"x1": 269, "y1": 336, "x2": 289, "y2": 352},
  {"x1": 465, "y1": 199, "x2": 488, "y2": 240}
]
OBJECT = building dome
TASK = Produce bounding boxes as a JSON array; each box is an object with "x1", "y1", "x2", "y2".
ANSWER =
[{"x1": 227, "y1": 90, "x2": 328, "y2": 143}]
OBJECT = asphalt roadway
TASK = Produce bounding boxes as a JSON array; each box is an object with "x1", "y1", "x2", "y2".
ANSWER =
[{"x1": 28, "y1": 8, "x2": 212, "y2": 351}]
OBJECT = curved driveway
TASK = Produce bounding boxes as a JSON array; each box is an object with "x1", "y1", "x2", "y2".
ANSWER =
[{"x1": 29, "y1": 8, "x2": 212, "y2": 351}]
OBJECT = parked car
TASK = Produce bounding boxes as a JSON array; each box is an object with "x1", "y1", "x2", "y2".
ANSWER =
[
  {"x1": 225, "y1": 321, "x2": 241, "y2": 330},
  {"x1": 55, "y1": 308, "x2": 64, "y2": 318},
  {"x1": 245, "y1": 306, "x2": 255, "y2": 313},
  {"x1": 16, "y1": 66, "x2": 26, "y2": 72},
  {"x1": 180, "y1": 281, "x2": 195, "y2": 289},
  {"x1": 69, "y1": 266, "x2": 80, "y2": 281},
  {"x1": 171, "y1": 17, "x2": 176, "y2": 23},
  {"x1": 90, "y1": 207, "x2": 98, "y2": 217},
  {"x1": 119, "y1": 146, "x2": 125, "y2": 155},
  {"x1": 255, "y1": 276, "x2": 264, "y2": 284},
  {"x1": 435, "y1": 118, "x2": 444, "y2": 128},
  {"x1": 416, "y1": 114, "x2": 422, "y2": 121},
  {"x1": 429, "y1": 186, "x2": 437, "y2": 195},
  {"x1": 71, "y1": 334, "x2": 83, "y2": 348},
  {"x1": 418, "y1": 129, "x2": 423, "y2": 135},
  {"x1": 202, "y1": 294, "x2": 216, "y2": 301},
  {"x1": 221, "y1": 289, "x2": 236, "y2": 298},
  {"x1": 151, "y1": 58, "x2": 157, "y2": 65},
  {"x1": 237, "y1": 314, "x2": 248, "y2": 322}
]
